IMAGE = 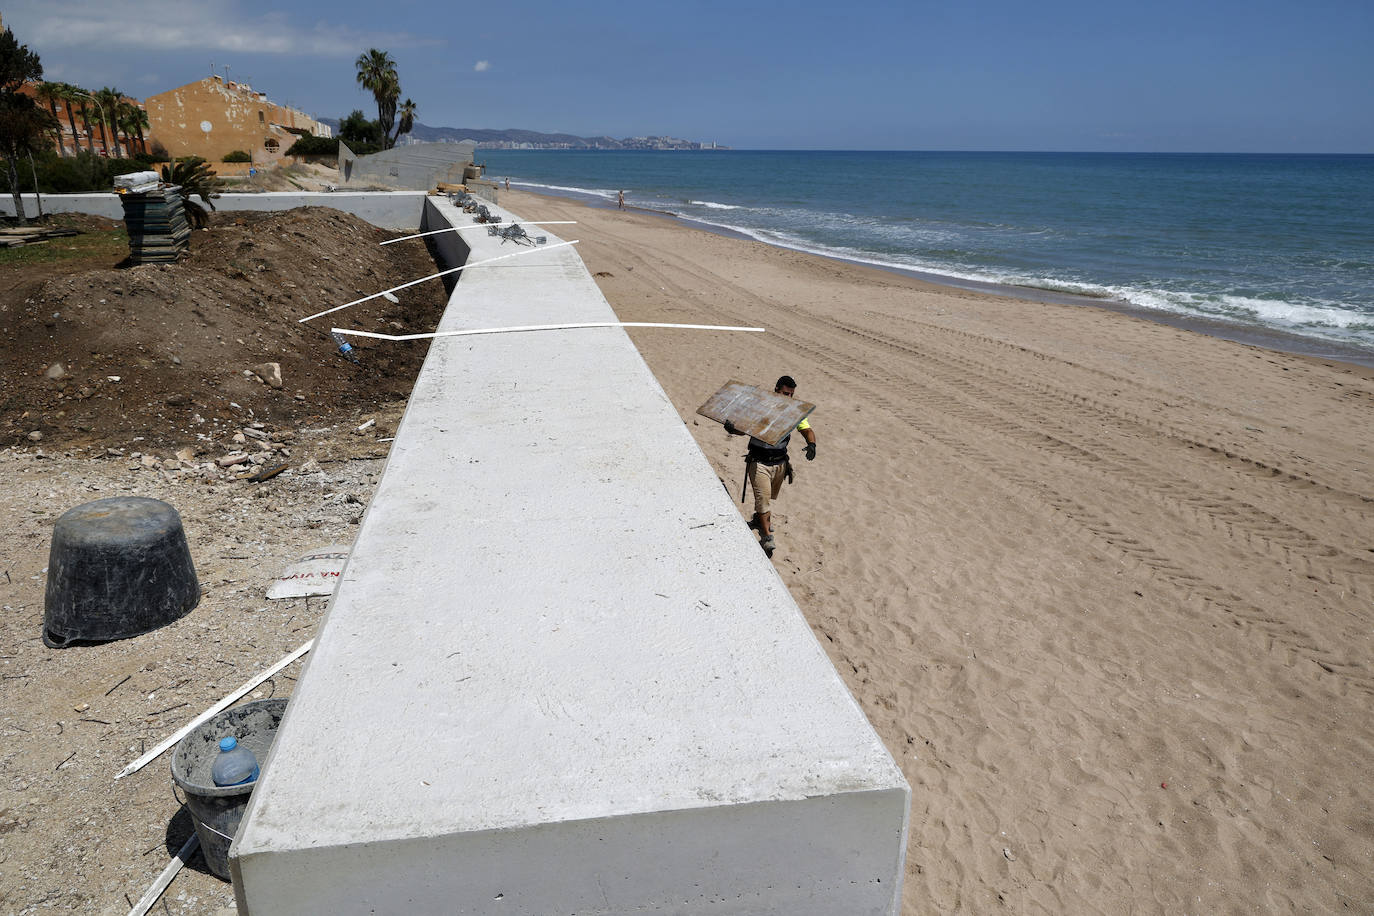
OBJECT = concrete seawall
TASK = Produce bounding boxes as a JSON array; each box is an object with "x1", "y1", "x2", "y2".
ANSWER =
[{"x1": 92, "y1": 190, "x2": 906, "y2": 912}]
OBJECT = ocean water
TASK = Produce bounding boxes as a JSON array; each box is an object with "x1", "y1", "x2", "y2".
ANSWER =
[{"x1": 481, "y1": 150, "x2": 1374, "y2": 356}]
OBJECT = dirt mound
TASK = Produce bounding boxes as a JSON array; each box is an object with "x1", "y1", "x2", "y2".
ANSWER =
[{"x1": 0, "y1": 207, "x2": 447, "y2": 451}]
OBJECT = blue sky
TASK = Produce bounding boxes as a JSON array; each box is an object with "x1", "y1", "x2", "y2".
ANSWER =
[{"x1": 7, "y1": 0, "x2": 1372, "y2": 152}]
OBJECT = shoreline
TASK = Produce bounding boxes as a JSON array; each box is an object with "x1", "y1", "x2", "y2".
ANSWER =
[{"x1": 514, "y1": 182, "x2": 1374, "y2": 371}]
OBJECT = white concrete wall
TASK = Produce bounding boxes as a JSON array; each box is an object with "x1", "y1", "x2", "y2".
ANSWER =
[
  {"x1": 418, "y1": 195, "x2": 471, "y2": 271},
  {"x1": 230, "y1": 198, "x2": 910, "y2": 914},
  {"x1": 0, "y1": 191, "x2": 428, "y2": 229}
]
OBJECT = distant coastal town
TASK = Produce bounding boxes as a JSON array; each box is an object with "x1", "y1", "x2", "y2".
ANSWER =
[
  {"x1": 468, "y1": 136, "x2": 729, "y2": 151},
  {"x1": 382, "y1": 121, "x2": 730, "y2": 151}
]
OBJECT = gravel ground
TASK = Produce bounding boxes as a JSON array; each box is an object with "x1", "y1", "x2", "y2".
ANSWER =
[{"x1": 0, "y1": 408, "x2": 405, "y2": 915}]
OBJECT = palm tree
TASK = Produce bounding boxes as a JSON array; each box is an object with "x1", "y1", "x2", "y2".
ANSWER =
[
  {"x1": 160, "y1": 156, "x2": 220, "y2": 229},
  {"x1": 118, "y1": 100, "x2": 148, "y2": 156},
  {"x1": 69, "y1": 89, "x2": 95, "y2": 153},
  {"x1": 56, "y1": 83, "x2": 85, "y2": 154},
  {"x1": 354, "y1": 48, "x2": 399, "y2": 148},
  {"x1": 83, "y1": 93, "x2": 108, "y2": 156},
  {"x1": 95, "y1": 87, "x2": 123, "y2": 158},
  {"x1": 392, "y1": 98, "x2": 416, "y2": 146},
  {"x1": 34, "y1": 80, "x2": 66, "y2": 155}
]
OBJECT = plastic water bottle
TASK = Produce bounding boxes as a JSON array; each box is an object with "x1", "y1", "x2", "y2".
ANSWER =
[
  {"x1": 331, "y1": 331, "x2": 360, "y2": 364},
  {"x1": 211, "y1": 736, "x2": 260, "y2": 787}
]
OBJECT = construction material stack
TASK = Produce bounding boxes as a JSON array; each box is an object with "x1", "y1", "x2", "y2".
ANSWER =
[
  {"x1": 115, "y1": 171, "x2": 190, "y2": 264},
  {"x1": 0, "y1": 225, "x2": 80, "y2": 248}
]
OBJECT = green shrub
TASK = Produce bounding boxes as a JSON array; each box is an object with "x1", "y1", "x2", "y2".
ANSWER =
[
  {"x1": 222, "y1": 150, "x2": 252, "y2": 163},
  {"x1": 0, "y1": 151, "x2": 150, "y2": 193},
  {"x1": 283, "y1": 135, "x2": 338, "y2": 157},
  {"x1": 338, "y1": 110, "x2": 384, "y2": 146}
]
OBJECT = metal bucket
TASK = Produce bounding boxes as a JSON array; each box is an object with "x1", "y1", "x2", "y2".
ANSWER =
[{"x1": 170, "y1": 699, "x2": 287, "y2": 880}]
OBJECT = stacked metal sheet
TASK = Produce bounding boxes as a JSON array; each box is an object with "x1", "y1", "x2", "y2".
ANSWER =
[{"x1": 120, "y1": 186, "x2": 190, "y2": 264}]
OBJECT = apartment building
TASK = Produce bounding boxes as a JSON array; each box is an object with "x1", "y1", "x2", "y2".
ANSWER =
[{"x1": 144, "y1": 76, "x2": 331, "y2": 169}]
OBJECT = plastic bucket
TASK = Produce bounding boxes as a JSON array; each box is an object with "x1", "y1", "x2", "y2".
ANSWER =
[
  {"x1": 170, "y1": 698, "x2": 287, "y2": 880},
  {"x1": 44, "y1": 497, "x2": 199, "y2": 647}
]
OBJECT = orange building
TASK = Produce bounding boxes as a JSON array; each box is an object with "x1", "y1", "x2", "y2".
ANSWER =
[{"x1": 144, "y1": 76, "x2": 331, "y2": 171}]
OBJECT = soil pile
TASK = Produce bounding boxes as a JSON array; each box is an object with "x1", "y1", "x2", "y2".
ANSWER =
[{"x1": 1, "y1": 207, "x2": 448, "y2": 452}]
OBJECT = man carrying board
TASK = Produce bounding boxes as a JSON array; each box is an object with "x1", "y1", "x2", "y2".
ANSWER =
[{"x1": 723, "y1": 375, "x2": 816, "y2": 553}]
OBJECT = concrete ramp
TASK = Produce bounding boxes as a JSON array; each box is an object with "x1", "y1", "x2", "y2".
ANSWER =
[{"x1": 230, "y1": 197, "x2": 910, "y2": 914}]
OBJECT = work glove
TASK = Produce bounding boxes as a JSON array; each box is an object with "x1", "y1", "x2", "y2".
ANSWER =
[
  {"x1": 723, "y1": 421, "x2": 743, "y2": 436},
  {"x1": 784, "y1": 462, "x2": 794, "y2": 484},
  {"x1": 804, "y1": 442, "x2": 816, "y2": 461}
]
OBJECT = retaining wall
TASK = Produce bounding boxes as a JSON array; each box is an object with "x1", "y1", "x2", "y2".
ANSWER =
[
  {"x1": 0, "y1": 191, "x2": 429, "y2": 229},
  {"x1": 339, "y1": 140, "x2": 478, "y2": 190},
  {"x1": 229, "y1": 197, "x2": 911, "y2": 914}
]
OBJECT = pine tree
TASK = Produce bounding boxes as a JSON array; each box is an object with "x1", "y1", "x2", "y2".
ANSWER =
[{"x1": 0, "y1": 28, "x2": 53, "y2": 220}]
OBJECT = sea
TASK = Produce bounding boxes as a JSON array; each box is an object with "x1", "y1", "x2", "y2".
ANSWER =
[{"x1": 480, "y1": 150, "x2": 1374, "y2": 365}]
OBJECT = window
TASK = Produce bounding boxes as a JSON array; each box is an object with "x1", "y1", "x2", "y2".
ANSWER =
[
  {"x1": 264, "y1": 138, "x2": 280, "y2": 153},
  {"x1": 258, "y1": 110, "x2": 265, "y2": 123}
]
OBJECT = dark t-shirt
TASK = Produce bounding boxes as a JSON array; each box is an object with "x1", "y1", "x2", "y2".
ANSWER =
[
  {"x1": 746, "y1": 417, "x2": 810, "y2": 466},
  {"x1": 747, "y1": 431, "x2": 793, "y2": 465}
]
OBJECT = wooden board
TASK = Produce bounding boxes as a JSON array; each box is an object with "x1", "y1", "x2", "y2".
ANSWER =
[{"x1": 696, "y1": 380, "x2": 814, "y2": 447}]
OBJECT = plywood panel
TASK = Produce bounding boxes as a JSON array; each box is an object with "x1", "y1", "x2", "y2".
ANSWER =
[{"x1": 696, "y1": 380, "x2": 815, "y2": 446}]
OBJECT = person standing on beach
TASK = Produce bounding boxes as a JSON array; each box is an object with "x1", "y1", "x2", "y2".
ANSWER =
[
  {"x1": 725, "y1": 375, "x2": 816, "y2": 552},
  {"x1": 505, "y1": 177, "x2": 510, "y2": 191},
  {"x1": 618, "y1": 189, "x2": 625, "y2": 209}
]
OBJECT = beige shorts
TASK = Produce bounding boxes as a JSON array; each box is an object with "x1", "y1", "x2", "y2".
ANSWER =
[{"x1": 749, "y1": 461, "x2": 788, "y2": 516}]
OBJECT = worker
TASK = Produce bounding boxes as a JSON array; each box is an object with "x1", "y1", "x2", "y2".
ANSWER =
[{"x1": 725, "y1": 375, "x2": 816, "y2": 552}]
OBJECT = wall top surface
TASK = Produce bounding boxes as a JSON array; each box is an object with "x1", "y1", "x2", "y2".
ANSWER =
[{"x1": 236, "y1": 199, "x2": 906, "y2": 855}]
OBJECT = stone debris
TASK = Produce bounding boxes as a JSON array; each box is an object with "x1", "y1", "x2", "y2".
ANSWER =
[
  {"x1": 251, "y1": 362, "x2": 284, "y2": 389},
  {"x1": 89, "y1": 421, "x2": 317, "y2": 484}
]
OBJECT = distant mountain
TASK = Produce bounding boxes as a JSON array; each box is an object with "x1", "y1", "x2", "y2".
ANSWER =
[{"x1": 318, "y1": 119, "x2": 725, "y2": 151}]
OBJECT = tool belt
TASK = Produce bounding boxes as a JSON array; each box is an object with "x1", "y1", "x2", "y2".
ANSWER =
[{"x1": 746, "y1": 446, "x2": 788, "y2": 466}]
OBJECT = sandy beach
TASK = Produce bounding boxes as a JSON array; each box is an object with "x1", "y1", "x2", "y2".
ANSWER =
[{"x1": 505, "y1": 189, "x2": 1374, "y2": 913}]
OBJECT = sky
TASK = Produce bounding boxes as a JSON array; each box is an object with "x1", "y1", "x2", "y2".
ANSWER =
[{"x1": 6, "y1": 0, "x2": 1373, "y2": 152}]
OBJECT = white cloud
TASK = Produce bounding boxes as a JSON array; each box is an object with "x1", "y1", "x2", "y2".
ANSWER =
[
  {"x1": 6, "y1": 0, "x2": 437, "y2": 56},
  {"x1": 474, "y1": 61, "x2": 491, "y2": 72}
]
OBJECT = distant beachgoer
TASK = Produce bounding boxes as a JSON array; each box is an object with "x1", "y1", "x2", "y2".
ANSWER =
[
  {"x1": 618, "y1": 190, "x2": 625, "y2": 209},
  {"x1": 724, "y1": 375, "x2": 816, "y2": 553},
  {"x1": 505, "y1": 177, "x2": 510, "y2": 191}
]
